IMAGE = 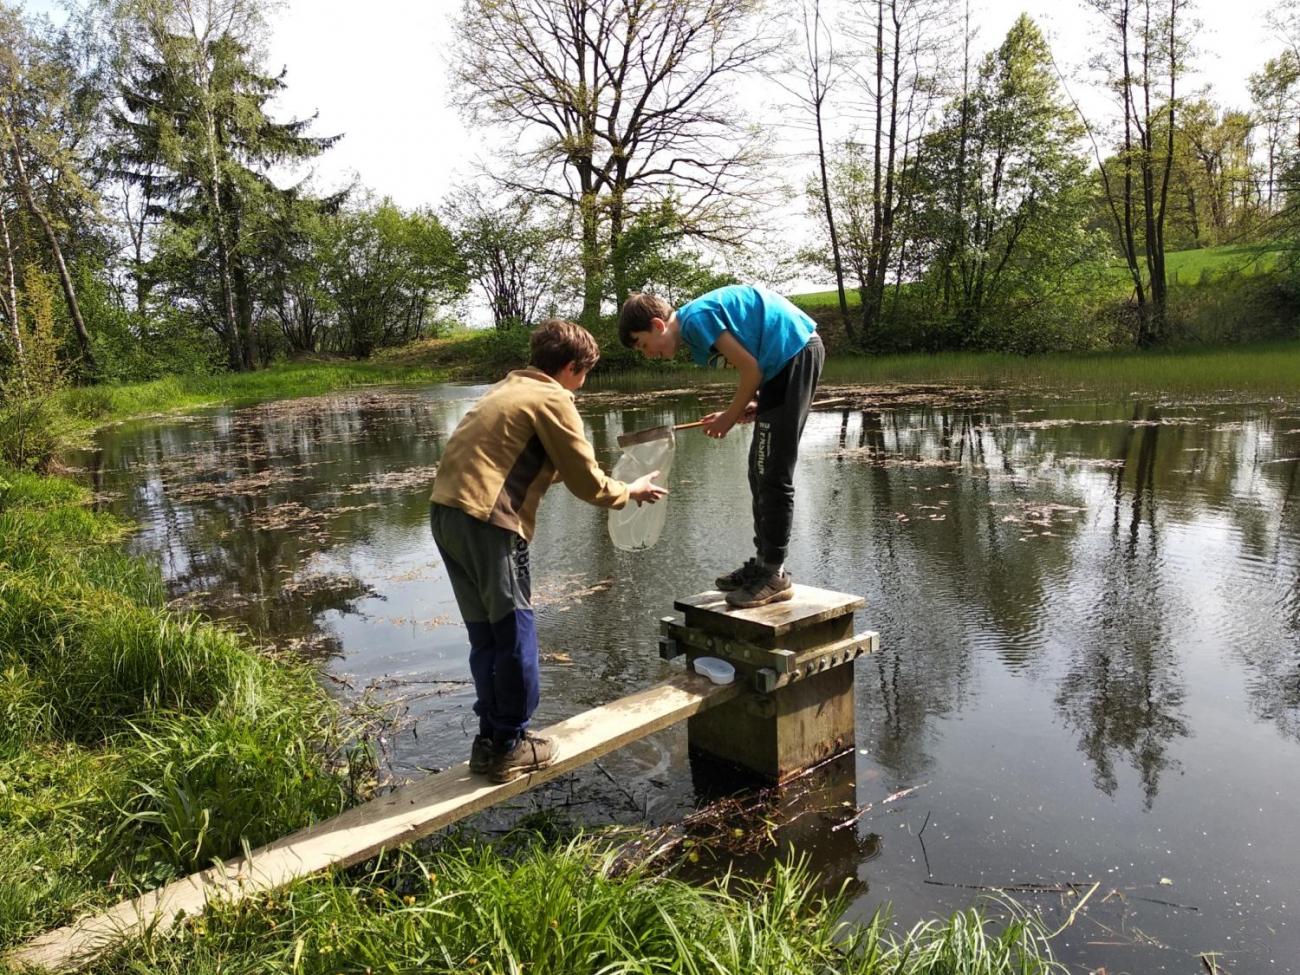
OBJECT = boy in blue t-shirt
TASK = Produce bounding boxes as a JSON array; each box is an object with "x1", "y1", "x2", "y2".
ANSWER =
[{"x1": 618, "y1": 285, "x2": 825, "y2": 607}]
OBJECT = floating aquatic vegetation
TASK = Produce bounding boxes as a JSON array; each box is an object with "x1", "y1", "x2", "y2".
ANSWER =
[
  {"x1": 825, "y1": 447, "x2": 963, "y2": 468},
  {"x1": 247, "y1": 500, "x2": 383, "y2": 537},
  {"x1": 533, "y1": 574, "x2": 614, "y2": 611},
  {"x1": 372, "y1": 614, "x2": 452, "y2": 631},
  {"x1": 345, "y1": 464, "x2": 440, "y2": 493},
  {"x1": 243, "y1": 390, "x2": 430, "y2": 419},
  {"x1": 170, "y1": 468, "x2": 305, "y2": 502}
]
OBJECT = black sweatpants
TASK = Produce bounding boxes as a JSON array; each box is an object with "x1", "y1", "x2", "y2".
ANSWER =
[{"x1": 749, "y1": 333, "x2": 825, "y2": 566}]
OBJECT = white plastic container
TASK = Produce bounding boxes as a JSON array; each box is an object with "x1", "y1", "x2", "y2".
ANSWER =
[{"x1": 692, "y1": 656, "x2": 736, "y2": 685}]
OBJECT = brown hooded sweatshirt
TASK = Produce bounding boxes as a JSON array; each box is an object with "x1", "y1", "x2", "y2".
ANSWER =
[{"x1": 429, "y1": 368, "x2": 629, "y2": 541}]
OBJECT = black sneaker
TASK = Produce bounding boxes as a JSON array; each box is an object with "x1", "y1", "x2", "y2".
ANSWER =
[
  {"x1": 715, "y1": 558, "x2": 761, "y2": 591},
  {"x1": 469, "y1": 735, "x2": 495, "y2": 774},
  {"x1": 487, "y1": 733, "x2": 557, "y2": 784},
  {"x1": 726, "y1": 567, "x2": 794, "y2": 608}
]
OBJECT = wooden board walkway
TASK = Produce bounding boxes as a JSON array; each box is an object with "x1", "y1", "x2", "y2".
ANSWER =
[{"x1": 7, "y1": 671, "x2": 738, "y2": 974}]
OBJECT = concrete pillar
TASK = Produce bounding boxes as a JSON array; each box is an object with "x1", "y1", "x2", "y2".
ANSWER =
[{"x1": 660, "y1": 585, "x2": 878, "y2": 783}]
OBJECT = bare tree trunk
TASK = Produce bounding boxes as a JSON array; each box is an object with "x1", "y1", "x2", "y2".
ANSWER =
[
  {"x1": 864, "y1": 0, "x2": 885, "y2": 342},
  {"x1": 815, "y1": 97, "x2": 851, "y2": 336},
  {"x1": 1139, "y1": 6, "x2": 1160, "y2": 340},
  {"x1": 1149, "y1": 0, "x2": 1178, "y2": 341},
  {"x1": 579, "y1": 188, "x2": 602, "y2": 328},
  {"x1": 3, "y1": 113, "x2": 96, "y2": 374},
  {"x1": 0, "y1": 201, "x2": 25, "y2": 391},
  {"x1": 801, "y1": 0, "x2": 850, "y2": 336},
  {"x1": 942, "y1": 2, "x2": 973, "y2": 314},
  {"x1": 192, "y1": 51, "x2": 244, "y2": 369},
  {"x1": 1117, "y1": 0, "x2": 1149, "y2": 341},
  {"x1": 872, "y1": 1, "x2": 904, "y2": 332}
]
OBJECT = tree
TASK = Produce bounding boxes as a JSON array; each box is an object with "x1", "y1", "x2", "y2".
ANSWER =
[
  {"x1": 1249, "y1": 53, "x2": 1300, "y2": 216},
  {"x1": 916, "y1": 15, "x2": 1096, "y2": 345},
  {"x1": 1084, "y1": 0, "x2": 1192, "y2": 347},
  {"x1": 318, "y1": 198, "x2": 466, "y2": 359},
  {"x1": 445, "y1": 189, "x2": 571, "y2": 331},
  {"x1": 110, "y1": 0, "x2": 336, "y2": 370},
  {"x1": 779, "y1": 0, "x2": 851, "y2": 335},
  {"x1": 839, "y1": 0, "x2": 951, "y2": 344},
  {"x1": 260, "y1": 191, "x2": 337, "y2": 354},
  {"x1": 0, "y1": 194, "x2": 24, "y2": 388},
  {"x1": 451, "y1": 0, "x2": 776, "y2": 327},
  {"x1": 0, "y1": 4, "x2": 100, "y2": 375},
  {"x1": 1165, "y1": 100, "x2": 1255, "y2": 247}
]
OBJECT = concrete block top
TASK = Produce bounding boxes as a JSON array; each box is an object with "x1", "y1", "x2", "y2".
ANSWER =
[{"x1": 674, "y1": 585, "x2": 864, "y2": 640}]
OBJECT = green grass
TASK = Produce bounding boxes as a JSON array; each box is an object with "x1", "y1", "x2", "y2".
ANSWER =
[
  {"x1": 54, "y1": 359, "x2": 447, "y2": 429},
  {"x1": 789, "y1": 242, "x2": 1293, "y2": 311},
  {"x1": 1163, "y1": 242, "x2": 1286, "y2": 283},
  {"x1": 819, "y1": 339, "x2": 1300, "y2": 395},
  {"x1": 591, "y1": 339, "x2": 1300, "y2": 397},
  {"x1": 90, "y1": 840, "x2": 1062, "y2": 975},
  {"x1": 0, "y1": 468, "x2": 373, "y2": 949}
]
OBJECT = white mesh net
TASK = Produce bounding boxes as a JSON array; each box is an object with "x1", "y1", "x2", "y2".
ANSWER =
[{"x1": 608, "y1": 428, "x2": 675, "y2": 551}]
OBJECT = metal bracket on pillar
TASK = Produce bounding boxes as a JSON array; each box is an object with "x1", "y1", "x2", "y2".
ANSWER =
[{"x1": 659, "y1": 613, "x2": 684, "y2": 660}]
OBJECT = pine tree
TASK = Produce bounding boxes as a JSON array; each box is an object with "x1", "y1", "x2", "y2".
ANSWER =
[{"x1": 110, "y1": 0, "x2": 336, "y2": 370}]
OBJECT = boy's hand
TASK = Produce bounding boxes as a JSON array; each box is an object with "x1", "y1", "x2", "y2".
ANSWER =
[
  {"x1": 701, "y1": 410, "x2": 739, "y2": 439},
  {"x1": 628, "y1": 470, "x2": 669, "y2": 505},
  {"x1": 738, "y1": 400, "x2": 758, "y2": 424}
]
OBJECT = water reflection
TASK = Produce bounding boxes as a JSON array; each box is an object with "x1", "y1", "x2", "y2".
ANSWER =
[{"x1": 69, "y1": 383, "x2": 1300, "y2": 970}]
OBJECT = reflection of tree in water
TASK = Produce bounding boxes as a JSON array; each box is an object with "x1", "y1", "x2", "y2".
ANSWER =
[
  {"x1": 80, "y1": 394, "x2": 446, "y2": 653},
  {"x1": 1055, "y1": 405, "x2": 1187, "y2": 808},
  {"x1": 1234, "y1": 446, "x2": 1300, "y2": 741},
  {"x1": 848, "y1": 403, "x2": 1078, "y2": 779}
]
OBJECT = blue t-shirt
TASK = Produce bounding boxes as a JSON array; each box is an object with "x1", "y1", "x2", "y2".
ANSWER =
[{"x1": 676, "y1": 285, "x2": 816, "y2": 382}]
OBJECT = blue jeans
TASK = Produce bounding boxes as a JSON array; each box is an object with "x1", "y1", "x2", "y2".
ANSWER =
[{"x1": 430, "y1": 503, "x2": 538, "y2": 746}]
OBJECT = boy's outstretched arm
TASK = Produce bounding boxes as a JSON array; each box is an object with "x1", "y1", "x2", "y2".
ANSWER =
[
  {"x1": 534, "y1": 397, "x2": 667, "y2": 506},
  {"x1": 701, "y1": 331, "x2": 762, "y2": 439}
]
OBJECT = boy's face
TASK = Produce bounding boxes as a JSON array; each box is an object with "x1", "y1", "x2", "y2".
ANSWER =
[{"x1": 632, "y1": 317, "x2": 677, "y2": 359}]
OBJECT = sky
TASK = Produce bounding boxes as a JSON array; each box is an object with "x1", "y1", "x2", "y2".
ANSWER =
[
  {"x1": 251, "y1": 0, "x2": 1283, "y2": 213},
  {"x1": 18, "y1": 0, "x2": 1290, "y2": 293}
]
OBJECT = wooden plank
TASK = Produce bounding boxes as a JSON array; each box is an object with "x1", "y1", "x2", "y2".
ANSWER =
[
  {"x1": 7, "y1": 672, "x2": 738, "y2": 974},
  {"x1": 674, "y1": 585, "x2": 863, "y2": 640}
]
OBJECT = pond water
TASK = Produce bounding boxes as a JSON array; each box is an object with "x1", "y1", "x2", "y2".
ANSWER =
[{"x1": 71, "y1": 380, "x2": 1300, "y2": 973}]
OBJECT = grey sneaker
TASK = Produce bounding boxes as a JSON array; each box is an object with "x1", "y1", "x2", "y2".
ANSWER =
[
  {"x1": 469, "y1": 735, "x2": 495, "y2": 774},
  {"x1": 488, "y1": 733, "x2": 557, "y2": 784},
  {"x1": 715, "y1": 558, "x2": 761, "y2": 591},
  {"x1": 726, "y1": 567, "x2": 793, "y2": 608}
]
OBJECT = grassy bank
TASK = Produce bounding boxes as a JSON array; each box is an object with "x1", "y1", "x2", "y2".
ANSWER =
[
  {"x1": 0, "y1": 467, "x2": 374, "y2": 949},
  {"x1": 588, "y1": 339, "x2": 1300, "y2": 397},
  {"x1": 54, "y1": 358, "x2": 447, "y2": 429},
  {"x1": 820, "y1": 339, "x2": 1300, "y2": 395},
  {"x1": 1, "y1": 466, "x2": 1063, "y2": 972},
  {"x1": 790, "y1": 242, "x2": 1290, "y2": 311},
  {"x1": 91, "y1": 841, "x2": 1060, "y2": 975}
]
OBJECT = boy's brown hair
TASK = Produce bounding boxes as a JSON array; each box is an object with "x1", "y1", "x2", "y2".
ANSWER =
[
  {"x1": 529, "y1": 318, "x2": 600, "y2": 375},
  {"x1": 618, "y1": 292, "x2": 674, "y2": 348}
]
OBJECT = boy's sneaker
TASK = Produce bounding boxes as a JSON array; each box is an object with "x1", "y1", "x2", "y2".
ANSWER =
[
  {"x1": 469, "y1": 735, "x2": 495, "y2": 774},
  {"x1": 715, "y1": 558, "x2": 761, "y2": 591},
  {"x1": 726, "y1": 567, "x2": 793, "y2": 608},
  {"x1": 487, "y1": 733, "x2": 557, "y2": 784}
]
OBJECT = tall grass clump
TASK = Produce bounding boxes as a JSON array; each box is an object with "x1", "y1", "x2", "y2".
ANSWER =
[
  {"x1": 0, "y1": 467, "x2": 373, "y2": 949},
  {"x1": 90, "y1": 838, "x2": 1062, "y2": 975}
]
